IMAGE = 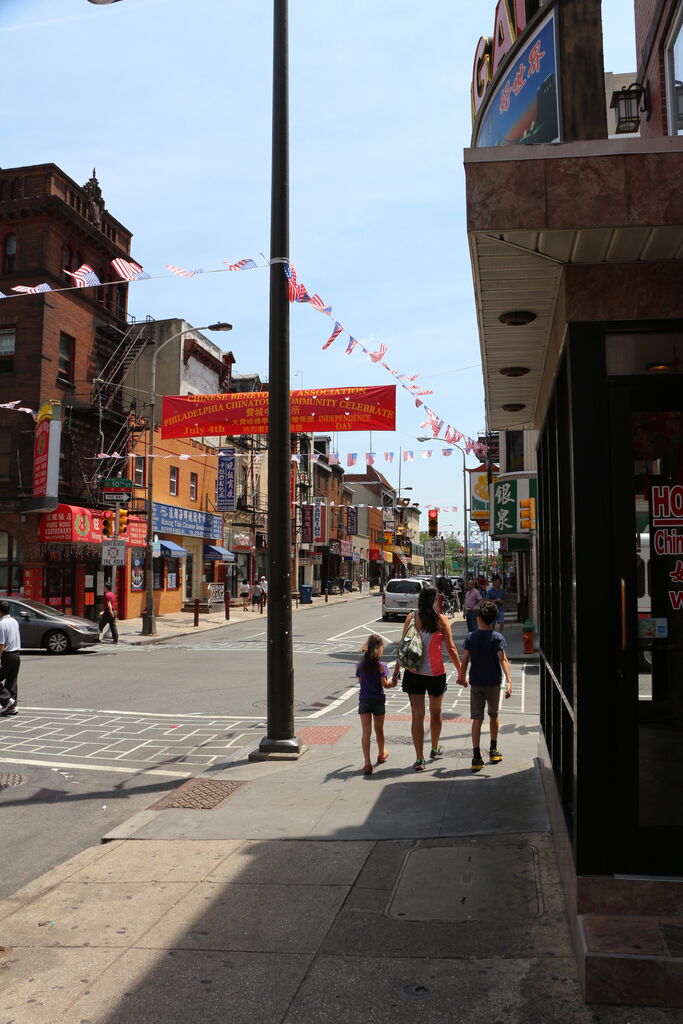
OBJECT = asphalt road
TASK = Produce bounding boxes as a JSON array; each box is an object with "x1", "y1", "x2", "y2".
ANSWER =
[{"x1": 0, "y1": 598, "x2": 537, "y2": 898}]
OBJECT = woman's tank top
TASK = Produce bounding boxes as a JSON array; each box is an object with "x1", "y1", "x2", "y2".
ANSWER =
[{"x1": 414, "y1": 622, "x2": 446, "y2": 676}]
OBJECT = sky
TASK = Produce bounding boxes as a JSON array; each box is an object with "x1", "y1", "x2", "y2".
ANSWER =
[{"x1": 1, "y1": 0, "x2": 635, "y2": 535}]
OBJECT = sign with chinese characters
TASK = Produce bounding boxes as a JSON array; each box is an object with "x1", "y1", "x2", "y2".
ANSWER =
[
  {"x1": 651, "y1": 485, "x2": 683, "y2": 610},
  {"x1": 152, "y1": 502, "x2": 222, "y2": 540},
  {"x1": 491, "y1": 479, "x2": 518, "y2": 535},
  {"x1": 474, "y1": 10, "x2": 560, "y2": 148},
  {"x1": 346, "y1": 506, "x2": 358, "y2": 535},
  {"x1": 161, "y1": 386, "x2": 396, "y2": 438},
  {"x1": 217, "y1": 448, "x2": 237, "y2": 511},
  {"x1": 329, "y1": 539, "x2": 342, "y2": 556},
  {"x1": 301, "y1": 505, "x2": 314, "y2": 544},
  {"x1": 33, "y1": 401, "x2": 61, "y2": 500}
]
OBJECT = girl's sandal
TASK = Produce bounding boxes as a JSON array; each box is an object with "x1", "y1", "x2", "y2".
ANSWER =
[
  {"x1": 376, "y1": 751, "x2": 389, "y2": 765},
  {"x1": 363, "y1": 764, "x2": 374, "y2": 774},
  {"x1": 413, "y1": 758, "x2": 426, "y2": 772}
]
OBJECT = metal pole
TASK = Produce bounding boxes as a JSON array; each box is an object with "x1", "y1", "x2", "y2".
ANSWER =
[
  {"x1": 462, "y1": 448, "x2": 469, "y2": 584},
  {"x1": 142, "y1": 368, "x2": 156, "y2": 635},
  {"x1": 256, "y1": 0, "x2": 300, "y2": 758}
]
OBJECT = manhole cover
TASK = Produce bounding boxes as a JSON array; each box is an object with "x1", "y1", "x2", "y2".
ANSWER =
[
  {"x1": 149, "y1": 779, "x2": 246, "y2": 810},
  {"x1": 0, "y1": 773, "x2": 27, "y2": 788}
]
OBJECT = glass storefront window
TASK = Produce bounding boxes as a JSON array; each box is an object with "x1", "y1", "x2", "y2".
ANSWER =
[
  {"x1": 166, "y1": 557, "x2": 180, "y2": 590},
  {"x1": 153, "y1": 557, "x2": 163, "y2": 590}
]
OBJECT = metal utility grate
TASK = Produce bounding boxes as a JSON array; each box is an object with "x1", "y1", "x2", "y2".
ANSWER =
[
  {"x1": 149, "y1": 779, "x2": 246, "y2": 810},
  {"x1": 0, "y1": 773, "x2": 27, "y2": 788}
]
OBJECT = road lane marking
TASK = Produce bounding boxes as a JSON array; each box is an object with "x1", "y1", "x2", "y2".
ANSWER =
[
  {"x1": 306, "y1": 685, "x2": 358, "y2": 718},
  {"x1": 325, "y1": 618, "x2": 384, "y2": 642},
  {"x1": 0, "y1": 756, "x2": 191, "y2": 777}
]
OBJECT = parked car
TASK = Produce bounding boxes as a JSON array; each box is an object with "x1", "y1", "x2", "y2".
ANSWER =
[
  {"x1": 381, "y1": 578, "x2": 425, "y2": 621},
  {"x1": 3, "y1": 597, "x2": 100, "y2": 654}
]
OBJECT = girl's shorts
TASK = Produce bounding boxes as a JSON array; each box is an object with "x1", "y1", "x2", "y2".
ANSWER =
[{"x1": 358, "y1": 698, "x2": 386, "y2": 716}]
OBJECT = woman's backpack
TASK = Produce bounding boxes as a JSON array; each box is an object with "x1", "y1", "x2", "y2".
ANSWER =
[{"x1": 396, "y1": 614, "x2": 423, "y2": 670}]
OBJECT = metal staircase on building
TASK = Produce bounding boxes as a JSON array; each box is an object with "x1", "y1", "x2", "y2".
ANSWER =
[{"x1": 92, "y1": 315, "x2": 156, "y2": 412}]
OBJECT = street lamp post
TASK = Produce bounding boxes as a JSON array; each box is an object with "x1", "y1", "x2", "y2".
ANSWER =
[
  {"x1": 417, "y1": 436, "x2": 470, "y2": 585},
  {"x1": 141, "y1": 322, "x2": 232, "y2": 637}
]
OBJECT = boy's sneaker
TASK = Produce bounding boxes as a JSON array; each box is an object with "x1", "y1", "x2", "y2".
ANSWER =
[
  {"x1": 489, "y1": 747, "x2": 503, "y2": 763},
  {"x1": 471, "y1": 752, "x2": 485, "y2": 772},
  {"x1": 430, "y1": 745, "x2": 444, "y2": 759},
  {"x1": 1, "y1": 698, "x2": 16, "y2": 717}
]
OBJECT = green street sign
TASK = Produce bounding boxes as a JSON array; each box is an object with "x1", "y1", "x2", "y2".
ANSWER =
[{"x1": 103, "y1": 478, "x2": 133, "y2": 488}]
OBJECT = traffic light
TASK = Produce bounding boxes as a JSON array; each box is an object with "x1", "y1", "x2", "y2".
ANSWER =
[
  {"x1": 118, "y1": 508, "x2": 129, "y2": 536},
  {"x1": 428, "y1": 508, "x2": 439, "y2": 537},
  {"x1": 101, "y1": 510, "x2": 114, "y2": 537},
  {"x1": 520, "y1": 497, "x2": 536, "y2": 531}
]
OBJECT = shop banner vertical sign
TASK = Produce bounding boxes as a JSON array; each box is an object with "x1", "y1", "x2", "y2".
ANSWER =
[
  {"x1": 217, "y1": 448, "x2": 236, "y2": 511},
  {"x1": 33, "y1": 401, "x2": 61, "y2": 499},
  {"x1": 301, "y1": 504, "x2": 313, "y2": 544}
]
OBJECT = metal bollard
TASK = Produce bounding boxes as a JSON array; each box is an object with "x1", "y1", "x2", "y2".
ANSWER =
[
  {"x1": 324, "y1": 588, "x2": 328, "y2": 603},
  {"x1": 224, "y1": 589, "x2": 230, "y2": 620},
  {"x1": 193, "y1": 598, "x2": 200, "y2": 627}
]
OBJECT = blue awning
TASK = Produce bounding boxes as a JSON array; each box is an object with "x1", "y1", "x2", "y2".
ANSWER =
[
  {"x1": 160, "y1": 540, "x2": 189, "y2": 556},
  {"x1": 204, "y1": 544, "x2": 235, "y2": 562}
]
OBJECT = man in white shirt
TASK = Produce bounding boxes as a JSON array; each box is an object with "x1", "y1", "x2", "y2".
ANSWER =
[{"x1": 0, "y1": 601, "x2": 22, "y2": 716}]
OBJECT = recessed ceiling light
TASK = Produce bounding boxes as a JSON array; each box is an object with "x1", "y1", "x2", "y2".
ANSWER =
[
  {"x1": 499, "y1": 366, "x2": 530, "y2": 377},
  {"x1": 645, "y1": 361, "x2": 673, "y2": 372},
  {"x1": 502, "y1": 403, "x2": 526, "y2": 412},
  {"x1": 499, "y1": 311, "x2": 536, "y2": 326}
]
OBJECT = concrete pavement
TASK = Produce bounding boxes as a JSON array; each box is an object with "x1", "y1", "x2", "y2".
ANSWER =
[{"x1": 2, "y1": 659, "x2": 678, "y2": 1022}]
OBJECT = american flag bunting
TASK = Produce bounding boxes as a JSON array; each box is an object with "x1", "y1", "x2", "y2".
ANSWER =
[
  {"x1": 111, "y1": 259, "x2": 150, "y2": 281},
  {"x1": 322, "y1": 322, "x2": 343, "y2": 350},
  {"x1": 64, "y1": 264, "x2": 101, "y2": 288}
]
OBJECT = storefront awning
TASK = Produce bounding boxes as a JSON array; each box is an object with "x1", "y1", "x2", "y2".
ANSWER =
[
  {"x1": 204, "y1": 545, "x2": 235, "y2": 561},
  {"x1": 160, "y1": 540, "x2": 189, "y2": 556}
]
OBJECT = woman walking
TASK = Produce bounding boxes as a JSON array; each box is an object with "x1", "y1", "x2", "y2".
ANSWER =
[{"x1": 393, "y1": 586, "x2": 462, "y2": 771}]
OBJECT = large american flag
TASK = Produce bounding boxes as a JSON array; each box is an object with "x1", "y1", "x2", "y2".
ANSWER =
[
  {"x1": 64, "y1": 264, "x2": 101, "y2": 288},
  {"x1": 111, "y1": 258, "x2": 150, "y2": 281}
]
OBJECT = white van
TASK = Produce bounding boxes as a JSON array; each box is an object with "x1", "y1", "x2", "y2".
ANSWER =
[{"x1": 381, "y1": 579, "x2": 424, "y2": 621}]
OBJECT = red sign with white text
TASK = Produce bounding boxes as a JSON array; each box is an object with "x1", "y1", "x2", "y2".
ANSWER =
[{"x1": 160, "y1": 386, "x2": 396, "y2": 439}]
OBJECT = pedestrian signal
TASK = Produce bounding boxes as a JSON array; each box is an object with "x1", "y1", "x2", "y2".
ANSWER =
[
  {"x1": 102, "y1": 510, "x2": 114, "y2": 537},
  {"x1": 428, "y1": 509, "x2": 439, "y2": 537},
  {"x1": 118, "y1": 508, "x2": 129, "y2": 536},
  {"x1": 520, "y1": 497, "x2": 536, "y2": 531}
]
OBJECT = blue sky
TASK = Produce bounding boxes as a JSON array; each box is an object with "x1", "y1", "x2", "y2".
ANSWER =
[{"x1": 2, "y1": 0, "x2": 635, "y2": 532}]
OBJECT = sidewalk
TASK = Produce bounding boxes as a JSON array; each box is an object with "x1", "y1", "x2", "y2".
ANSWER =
[{"x1": 2, "y1": 679, "x2": 675, "y2": 1022}]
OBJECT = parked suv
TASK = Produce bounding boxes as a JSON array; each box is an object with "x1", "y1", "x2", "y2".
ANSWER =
[
  {"x1": 3, "y1": 597, "x2": 100, "y2": 654},
  {"x1": 381, "y1": 578, "x2": 424, "y2": 621}
]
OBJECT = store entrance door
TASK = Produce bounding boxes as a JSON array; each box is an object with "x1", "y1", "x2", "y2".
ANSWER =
[{"x1": 609, "y1": 375, "x2": 683, "y2": 875}]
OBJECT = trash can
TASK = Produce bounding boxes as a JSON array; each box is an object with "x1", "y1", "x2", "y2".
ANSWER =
[
  {"x1": 300, "y1": 584, "x2": 313, "y2": 605},
  {"x1": 344, "y1": 580, "x2": 353, "y2": 592}
]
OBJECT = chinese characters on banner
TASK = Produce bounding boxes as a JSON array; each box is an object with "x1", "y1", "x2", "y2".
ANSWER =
[{"x1": 217, "y1": 448, "x2": 237, "y2": 511}]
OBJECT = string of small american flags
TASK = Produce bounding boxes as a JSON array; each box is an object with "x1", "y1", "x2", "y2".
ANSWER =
[
  {"x1": 89, "y1": 448, "x2": 476, "y2": 467},
  {"x1": 1, "y1": 252, "x2": 484, "y2": 457}
]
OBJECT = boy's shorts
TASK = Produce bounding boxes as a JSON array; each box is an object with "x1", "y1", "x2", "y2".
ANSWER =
[
  {"x1": 401, "y1": 672, "x2": 447, "y2": 698},
  {"x1": 469, "y1": 684, "x2": 502, "y2": 720},
  {"x1": 358, "y1": 698, "x2": 386, "y2": 716}
]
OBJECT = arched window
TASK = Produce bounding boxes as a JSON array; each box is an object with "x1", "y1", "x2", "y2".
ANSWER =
[{"x1": 4, "y1": 234, "x2": 16, "y2": 274}]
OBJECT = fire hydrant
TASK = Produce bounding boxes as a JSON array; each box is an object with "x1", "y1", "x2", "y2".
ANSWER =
[{"x1": 522, "y1": 619, "x2": 536, "y2": 654}]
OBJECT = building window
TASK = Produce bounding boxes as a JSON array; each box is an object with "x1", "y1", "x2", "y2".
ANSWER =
[
  {"x1": 58, "y1": 333, "x2": 74, "y2": 383},
  {"x1": 189, "y1": 472, "x2": 198, "y2": 501},
  {"x1": 4, "y1": 234, "x2": 16, "y2": 274},
  {"x1": 666, "y1": 4, "x2": 683, "y2": 134},
  {"x1": 169, "y1": 465, "x2": 178, "y2": 496},
  {"x1": 134, "y1": 456, "x2": 145, "y2": 487},
  {"x1": 505, "y1": 430, "x2": 525, "y2": 473},
  {"x1": 0, "y1": 329, "x2": 15, "y2": 374},
  {"x1": 59, "y1": 448, "x2": 70, "y2": 485}
]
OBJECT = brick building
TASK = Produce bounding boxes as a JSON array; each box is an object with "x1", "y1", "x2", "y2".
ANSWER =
[{"x1": 0, "y1": 163, "x2": 147, "y2": 619}]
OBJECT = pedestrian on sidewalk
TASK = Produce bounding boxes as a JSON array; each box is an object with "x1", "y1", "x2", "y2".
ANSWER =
[
  {"x1": 485, "y1": 574, "x2": 506, "y2": 632},
  {"x1": 0, "y1": 600, "x2": 21, "y2": 716},
  {"x1": 250, "y1": 579, "x2": 263, "y2": 612},
  {"x1": 356, "y1": 633, "x2": 396, "y2": 774},
  {"x1": 463, "y1": 579, "x2": 482, "y2": 633},
  {"x1": 260, "y1": 576, "x2": 268, "y2": 608},
  {"x1": 98, "y1": 582, "x2": 118, "y2": 644},
  {"x1": 457, "y1": 599, "x2": 512, "y2": 772},
  {"x1": 393, "y1": 586, "x2": 462, "y2": 772},
  {"x1": 240, "y1": 579, "x2": 250, "y2": 611}
]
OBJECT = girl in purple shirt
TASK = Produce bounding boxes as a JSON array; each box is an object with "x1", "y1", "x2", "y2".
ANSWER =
[{"x1": 356, "y1": 634, "x2": 396, "y2": 774}]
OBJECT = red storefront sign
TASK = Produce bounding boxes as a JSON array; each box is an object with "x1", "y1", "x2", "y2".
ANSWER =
[
  {"x1": 161, "y1": 386, "x2": 396, "y2": 439},
  {"x1": 39, "y1": 505, "x2": 147, "y2": 546},
  {"x1": 370, "y1": 548, "x2": 384, "y2": 562}
]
